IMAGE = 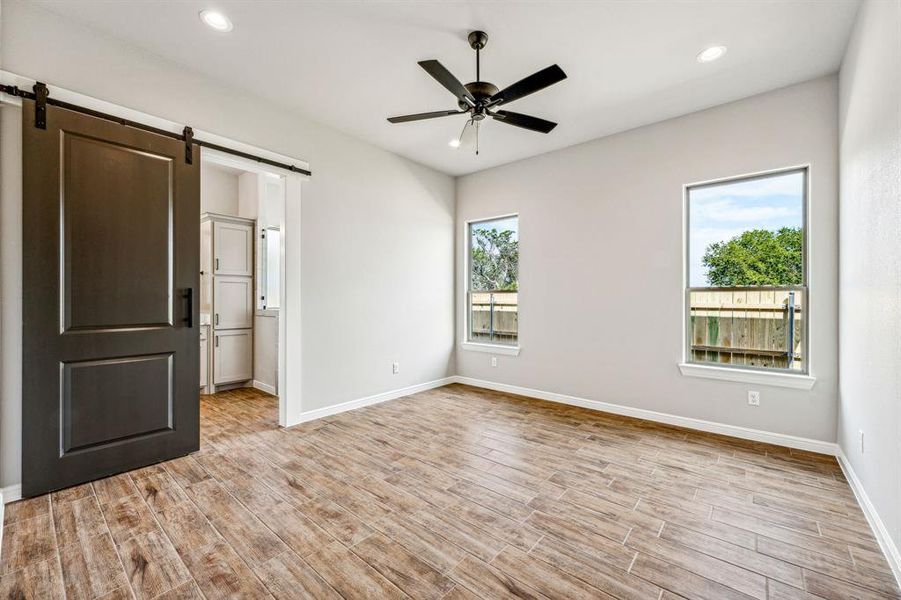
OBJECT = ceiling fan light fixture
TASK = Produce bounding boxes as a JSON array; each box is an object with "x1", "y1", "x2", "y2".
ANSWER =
[
  {"x1": 449, "y1": 139, "x2": 461, "y2": 148},
  {"x1": 199, "y1": 9, "x2": 233, "y2": 32},
  {"x1": 697, "y1": 45, "x2": 727, "y2": 63}
]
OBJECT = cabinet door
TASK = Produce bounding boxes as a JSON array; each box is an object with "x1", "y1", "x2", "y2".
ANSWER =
[
  {"x1": 214, "y1": 221, "x2": 253, "y2": 276},
  {"x1": 214, "y1": 329, "x2": 252, "y2": 384},
  {"x1": 199, "y1": 329, "x2": 208, "y2": 388},
  {"x1": 214, "y1": 276, "x2": 253, "y2": 329}
]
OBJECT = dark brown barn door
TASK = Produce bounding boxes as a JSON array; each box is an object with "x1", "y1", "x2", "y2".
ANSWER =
[{"x1": 22, "y1": 101, "x2": 200, "y2": 497}]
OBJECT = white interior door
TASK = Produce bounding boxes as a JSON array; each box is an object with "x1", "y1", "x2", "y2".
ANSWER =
[
  {"x1": 214, "y1": 276, "x2": 253, "y2": 329},
  {"x1": 214, "y1": 221, "x2": 253, "y2": 276},
  {"x1": 214, "y1": 329, "x2": 253, "y2": 384}
]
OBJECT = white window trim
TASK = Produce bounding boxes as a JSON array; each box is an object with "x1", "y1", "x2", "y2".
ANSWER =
[
  {"x1": 461, "y1": 341, "x2": 521, "y2": 356},
  {"x1": 678, "y1": 363, "x2": 815, "y2": 390},
  {"x1": 463, "y1": 213, "x2": 520, "y2": 353},
  {"x1": 681, "y1": 164, "x2": 815, "y2": 387}
]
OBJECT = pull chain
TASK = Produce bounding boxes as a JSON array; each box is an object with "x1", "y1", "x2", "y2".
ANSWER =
[{"x1": 476, "y1": 120, "x2": 480, "y2": 155}]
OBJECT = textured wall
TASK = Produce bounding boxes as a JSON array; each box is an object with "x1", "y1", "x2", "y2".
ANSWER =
[{"x1": 837, "y1": 0, "x2": 901, "y2": 569}]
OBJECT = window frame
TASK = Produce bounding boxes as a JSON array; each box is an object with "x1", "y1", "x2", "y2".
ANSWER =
[
  {"x1": 682, "y1": 165, "x2": 812, "y2": 379},
  {"x1": 257, "y1": 225, "x2": 281, "y2": 313},
  {"x1": 462, "y1": 213, "x2": 521, "y2": 354}
]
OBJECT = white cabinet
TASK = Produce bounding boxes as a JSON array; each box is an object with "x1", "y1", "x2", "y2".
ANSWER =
[
  {"x1": 201, "y1": 213, "x2": 255, "y2": 391},
  {"x1": 200, "y1": 326, "x2": 208, "y2": 389},
  {"x1": 214, "y1": 275, "x2": 253, "y2": 329},
  {"x1": 214, "y1": 329, "x2": 253, "y2": 384},
  {"x1": 200, "y1": 220, "x2": 213, "y2": 316},
  {"x1": 214, "y1": 221, "x2": 253, "y2": 276}
]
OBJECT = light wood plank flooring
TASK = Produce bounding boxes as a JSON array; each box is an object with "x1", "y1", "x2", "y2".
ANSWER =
[{"x1": 2, "y1": 384, "x2": 898, "y2": 599}]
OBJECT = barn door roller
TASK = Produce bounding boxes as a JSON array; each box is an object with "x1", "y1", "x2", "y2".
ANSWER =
[{"x1": 33, "y1": 82, "x2": 48, "y2": 129}]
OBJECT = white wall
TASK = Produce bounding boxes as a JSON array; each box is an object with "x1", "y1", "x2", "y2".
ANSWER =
[
  {"x1": 456, "y1": 76, "x2": 839, "y2": 443},
  {"x1": 200, "y1": 165, "x2": 239, "y2": 216},
  {"x1": 0, "y1": 2, "x2": 455, "y2": 491},
  {"x1": 837, "y1": 0, "x2": 901, "y2": 572}
]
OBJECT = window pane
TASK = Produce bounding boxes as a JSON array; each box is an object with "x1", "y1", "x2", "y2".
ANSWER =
[
  {"x1": 468, "y1": 216, "x2": 518, "y2": 345},
  {"x1": 689, "y1": 288, "x2": 805, "y2": 371},
  {"x1": 687, "y1": 170, "x2": 807, "y2": 373},
  {"x1": 689, "y1": 171, "x2": 803, "y2": 287}
]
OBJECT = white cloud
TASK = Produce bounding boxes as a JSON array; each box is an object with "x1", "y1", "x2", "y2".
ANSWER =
[{"x1": 690, "y1": 171, "x2": 804, "y2": 201}]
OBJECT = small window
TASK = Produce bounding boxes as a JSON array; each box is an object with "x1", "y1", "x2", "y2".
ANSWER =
[
  {"x1": 467, "y1": 215, "x2": 518, "y2": 346},
  {"x1": 686, "y1": 168, "x2": 807, "y2": 372},
  {"x1": 260, "y1": 227, "x2": 280, "y2": 310}
]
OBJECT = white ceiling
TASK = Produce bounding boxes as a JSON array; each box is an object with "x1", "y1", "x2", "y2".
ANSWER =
[{"x1": 31, "y1": 0, "x2": 860, "y2": 176}]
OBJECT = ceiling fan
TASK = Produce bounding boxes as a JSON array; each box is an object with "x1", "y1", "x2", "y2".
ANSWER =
[{"x1": 387, "y1": 31, "x2": 567, "y2": 154}]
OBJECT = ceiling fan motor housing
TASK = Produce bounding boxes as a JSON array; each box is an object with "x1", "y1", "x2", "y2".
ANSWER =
[{"x1": 459, "y1": 81, "x2": 500, "y2": 112}]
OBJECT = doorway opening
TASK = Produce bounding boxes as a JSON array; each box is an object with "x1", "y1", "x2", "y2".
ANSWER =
[{"x1": 200, "y1": 150, "x2": 286, "y2": 429}]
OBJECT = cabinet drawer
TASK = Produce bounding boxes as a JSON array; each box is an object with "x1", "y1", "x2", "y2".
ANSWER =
[
  {"x1": 213, "y1": 329, "x2": 252, "y2": 384},
  {"x1": 214, "y1": 275, "x2": 253, "y2": 329}
]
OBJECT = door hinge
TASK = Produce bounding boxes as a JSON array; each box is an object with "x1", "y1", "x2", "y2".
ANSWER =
[
  {"x1": 33, "y1": 82, "x2": 48, "y2": 130},
  {"x1": 183, "y1": 126, "x2": 194, "y2": 164}
]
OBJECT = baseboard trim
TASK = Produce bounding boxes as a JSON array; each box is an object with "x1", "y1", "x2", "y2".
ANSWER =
[
  {"x1": 836, "y1": 448, "x2": 901, "y2": 586},
  {"x1": 451, "y1": 376, "x2": 838, "y2": 456},
  {"x1": 1, "y1": 484, "x2": 22, "y2": 505},
  {"x1": 296, "y1": 377, "x2": 456, "y2": 424},
  {"x1": 252, "y1": 380, "x2": 277, "y2": 396}
]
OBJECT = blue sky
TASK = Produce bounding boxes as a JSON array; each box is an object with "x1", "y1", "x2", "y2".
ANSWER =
[{"x1": 689, "y1": 171, "x2": 804, "y2": 286}]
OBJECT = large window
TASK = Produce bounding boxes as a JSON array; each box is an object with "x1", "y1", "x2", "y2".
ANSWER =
[
  {"x1": 686, "y1": 168, "x2": 807, "y2": 373},
  {"x1": 467, "y1": 215, "x2": 519, "y2": 346}
]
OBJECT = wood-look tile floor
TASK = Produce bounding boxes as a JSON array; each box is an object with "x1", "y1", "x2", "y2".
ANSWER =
[{"x1": 2, "y1": 384, "x2": 899, "y2": 599}]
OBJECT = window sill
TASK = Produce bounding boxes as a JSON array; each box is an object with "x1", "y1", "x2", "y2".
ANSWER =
[
  {"x1": 461, "y1": 342, "x2": 521, "y2": 356},
  {"x1": 678, "y1": 363, "x2": 816, "y2": 390},
  {"x1": 256, "y1": 309, "x2": 279, "y2": 318}
]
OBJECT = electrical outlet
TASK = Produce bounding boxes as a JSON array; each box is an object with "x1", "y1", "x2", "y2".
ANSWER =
[
  {"x1": 491, "y1": 356, "x2": 498, "y2": 368},
  {"x1": 392, "y1": 361, "x2": 399, "y2": 375},
  {"x1": 748, "y1": 391, "x2": 760, "y2": 406},
  {"x1": 859, "y1": 429, "x2": 865, "y2": 454}
]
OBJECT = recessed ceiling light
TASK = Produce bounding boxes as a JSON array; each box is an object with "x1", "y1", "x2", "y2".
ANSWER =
[
  {"x1": 199, "y1": 9, "x2": 233, "y2": 32},
  {"x1": 697, "y1": 45, "x2": 727, "y2": 63},
  {"x1": 449, "y1": 139, "x2": 461, "y2": 148}
]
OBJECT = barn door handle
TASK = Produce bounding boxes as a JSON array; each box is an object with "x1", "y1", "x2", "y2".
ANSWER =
[{"x1": 184, "y1": 288, "x2": 194, "y2": 328}]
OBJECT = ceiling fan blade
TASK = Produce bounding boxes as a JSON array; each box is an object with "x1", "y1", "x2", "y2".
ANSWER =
[
  {"x1": 488, "y1": 64, "x2": 567, "y2": 107},
  {"x1": 418, "y1": 60, "x2": 476, "y2": 105},
  {"x1": 387, "y1": 110, "x2": 463, "y2": 123},
  {"x1": 492, "y1": 110, "x2": 557, "y2": 133}
]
